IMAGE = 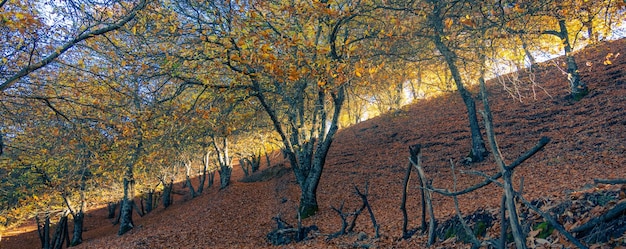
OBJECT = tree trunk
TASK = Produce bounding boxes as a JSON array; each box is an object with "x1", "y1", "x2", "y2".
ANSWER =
[
  {"x1": 198, "y1": 150, "x2": 211, "y2": 193},
  {"x1": 240, "y1": 158, "x2": 250, "y2": 177},
  {"x1": 70, "y1": 210, "x2": 84, "y2": 246},
  {"x1": 219, "y1": 165, "x2": 232, "y2": 189},
  {"x1": 298, "y1": 177, "x2": 319, "y2": 218},
  {"x1": 107, "y1": 202, "x2": 117, "y2": 219},
  {"x1": 162, "y1": 180, "x2": 173, "y2": 209},
  {"x1": 70, "y1": 168, "x2": 87, "y2": 246},
  {"x1": 197, "y1": 169, "x2": 206, "y2": 194},
  {"x1": 51, "y1": 214, "x2": 68, "y2": 249},
  {"x1": 250, "y1": 153, "x2": 261, "y2": 173},
  {"x1": 183, "y1": 159, "x2": 197, "y2": 197},
  {"x1": 519, "y1": 34, "x2": 537, "y2": 68},
  {"x1": 252, "y1": 73, "x2": 345, "y2": 218},
  {"x1": 558, "y1": 19, "x2": 588, "y2": 100},
  {"x1": 208, "y1": 171, "x2": 215, "y2": 188},
  {"x1": 118, "y1": 175, "x2": 135, "y2": 235},
  {"x1": 428, "y1": 2, "x2": 487, "y2": 163},
  {"x1": 186, "y1": 176, "x2": 197, "y2": 198},
  {"x1": 213, "y1": 136, "x2": 232, "y2": 189},
  {"x1": 264, "y1": 150, "x2": 271, "y2": 169},
  {"x1": 0, "y1": 131, "x2": 4, "y2": 156},
  {"x1": 36, "y1": 214, "x2": 51, "y2": 249},
  {"x1": 144, "y1": 189, "x2": 154, "y2": 214}
]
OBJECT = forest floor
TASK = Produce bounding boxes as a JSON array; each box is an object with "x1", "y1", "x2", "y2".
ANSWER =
[{"x1": 3, "y1": 38, "x2": 626, "y2": 249}]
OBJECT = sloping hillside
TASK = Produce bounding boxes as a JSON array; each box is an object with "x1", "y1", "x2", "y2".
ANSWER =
[{"x1": 3, "y1": 39, "x2": 626, "y2": 248}]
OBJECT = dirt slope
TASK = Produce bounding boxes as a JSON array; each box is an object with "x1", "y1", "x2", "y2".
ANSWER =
[{"x1": 3, "y1": 39, "x2": 625, "y2": 248}]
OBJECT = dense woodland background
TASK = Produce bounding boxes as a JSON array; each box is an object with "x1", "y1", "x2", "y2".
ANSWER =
[{"x1": 1, "y1": 0, "x2": 625, "y2": 248}]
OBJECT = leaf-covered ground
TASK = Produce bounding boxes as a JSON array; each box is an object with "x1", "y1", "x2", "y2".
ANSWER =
[{"x1": 3, "y1": 39, "x2": 626, "y2": 248}]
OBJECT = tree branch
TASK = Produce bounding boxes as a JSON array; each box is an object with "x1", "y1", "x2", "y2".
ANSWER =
[{"x1": 0, "y1": 0, "x2": 149, "y2": 92}]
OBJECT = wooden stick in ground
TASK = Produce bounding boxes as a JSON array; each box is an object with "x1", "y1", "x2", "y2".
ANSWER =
[
  {"x1": 400, "y1": 162, "x2": 412, "y2": 238},
  {"x1": 450, "y1": 159, "x2": 481, "y2": 249},
  {"x1": 480, "y1": 76, "x2": 527, "y2": 249},
  {"x1": 409, "y1": 144, "x2": 436, "y2": 246},
  {"x1": 499, "y1": 195, "x2": 507, "y2": 249},
  {"x1": 329, "y1": 202, "x2": 348, "y2": 238},
  {"x1": 355, "y1": 183, "x2": 380, "y2": 238}
]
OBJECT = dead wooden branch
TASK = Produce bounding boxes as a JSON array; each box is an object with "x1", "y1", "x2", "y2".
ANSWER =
[
  {"x1": 355, "y1": 182, "x2": 380, "y2": 238},
  {"x1": 421, "y1": 136, "x2": 548, "y2": 198},
  {"x1": 513, "y1": 191, "x2": 589, "y2": 249},
  {"x1": 400, "y1": 162, "x2": 412, "y2": 238},
  {"x1": 570, "y1": 201, "x2": 626, "y2": 234},
  {"x1": 328, "y1": 201, "x2": 364, "y2": 239},
  {"x1": 469, "y1": 166, "x2": 588, "y2": 249},
  {"x1": 593, "y1": 178, "x2": 626, "y2": 185},
  {"x1": 267, "y1": 214, "x2": 318, "y2": 246},
  {"x1": 499, "y1": 195, "x2": 507, "y2": 249},
  {"x1": 409, "y1": 144, "x2": 436, "y2": 246},
  {"x1": 450, "y1": 159, "x2": 481, "y2": 249}
]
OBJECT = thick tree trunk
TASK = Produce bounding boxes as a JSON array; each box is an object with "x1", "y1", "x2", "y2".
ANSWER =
[
  {"x1": 186, "y1": 176, "x2": 197, "y2": 198},
  {"x1": 144, "y1": 190, "x2": 154, "y2": 214},
  {"x1": 252, "y1": 77, "x2": 344, "y2": 218},
  {"x1": 36, "y1": 214, "x2": 51, "y2": 249},
  {"x1": 0, "y1": 131, "x2": 4, "y2": 156},
  {"x1": 250, "y1": 153, "x2": 261, "y2": 173},
  {"x1": 298, "y1": 179, "x2": 319, "y2": 218},
  {"x1": 118, "y1": 176, "x2": 135, "y2": 235},
  {"x1": 213, "y1": 136, "x2": 232, "y2": 189},
  {"x1": 51, "y1": 214, "x2": 68, "y2": 249},
  {"x1": 118, "y1": 130, "x2": 141, "y2": 235},
  {"x1": 219, "y1": 165, "x2": 232, "y2": 189},
  {"x1": 183, "y1": 159, "x2": 197, "y2": 198},
  {"x1": 107, "y1": 202, "x2": 117, "y2": 219},
  {"x1": 70, "y1": 211, "x2": 84, "y2": 246},
  {"x1": 70, "y1": 170, "x2": 87, "y2": 246},
  {"x1": 162, "y1": 180, "x2": 173, "y2": 209}
]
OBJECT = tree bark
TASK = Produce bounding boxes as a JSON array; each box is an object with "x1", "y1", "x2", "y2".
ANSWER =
[
  {"x1": 186, "y1": 176, "x2": 197, "y2": 198},
  {"x1": 70, "y1": 210, "x2": 84, "y2": 246},
  {"x1": 118, "y1": 175, "x2": 135, "y2": 235},
  {"x1": 427, "y1": 1, "x2": 487, "y2": 163},
  {"x1": 558, "y1": 19, "x2": 588, "y2": 99},
  {"x1": 51, "y1": 214, "x2": 68, "y2": 249},
  {"x1": 400, "y1": 163, "x2": 412, "y2": 238},
  {"x1": 212, "y1": 136, "x2": 232, "y2": 189},
  {"x1": 208, "y1": 171, "x2": 215, "y2": 188},
  {"x1": 107, "y1": 202, "x2": 117, "y2": 219},
  {"x1": 36, "y1": 214, "x2": 51, "y2": 249},
  {"x1": 409, "y1": 144, "x2": 436, "y2": 246},
  {"x1": 254, "y1": 76, "x2": 345, "y2": 218},
  {"x1": 144, "y1": 189, "x2": 154, "y2": 214},
  {"x1": 162, "y1": 180, "x2": 173, "y2": 209},
  {"x1": 479, "y1": 72, "x2": 527, "y2": 249}
]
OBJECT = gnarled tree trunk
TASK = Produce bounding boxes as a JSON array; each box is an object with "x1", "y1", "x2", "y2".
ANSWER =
[{"x1": 212, "y1": 136, "x2": 232, "y2": 189}]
